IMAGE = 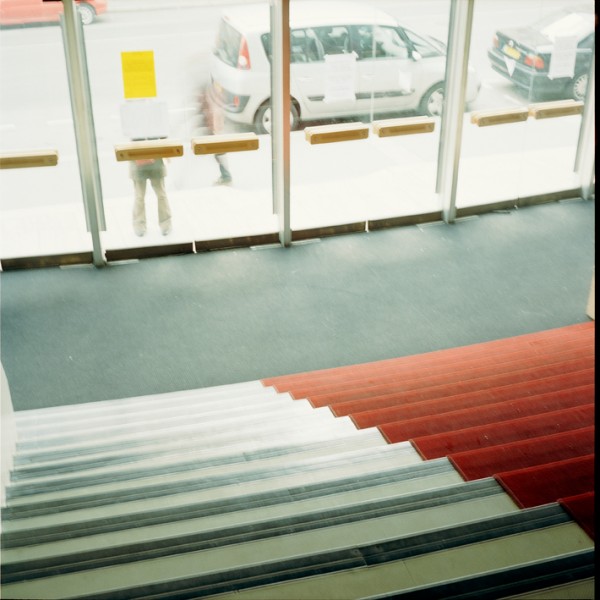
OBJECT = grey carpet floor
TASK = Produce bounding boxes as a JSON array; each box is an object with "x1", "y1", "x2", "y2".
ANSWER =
[{"x1": 0, "y1": 198, "x2": 594, "y2": 411}]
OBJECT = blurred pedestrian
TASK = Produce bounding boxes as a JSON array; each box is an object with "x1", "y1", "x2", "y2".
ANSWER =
[
  {"x1": 129, "y1": 156, "x2": 172, "y2": 236},
  {"x1": 198, "y1": 84, "x2": 232, "y2": 185}
]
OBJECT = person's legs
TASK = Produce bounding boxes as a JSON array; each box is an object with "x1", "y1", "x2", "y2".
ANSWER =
[
  {"x1": 150, "y1": 177, "x2": 172, "y2": 235},
  {"x1": 214, "y1": 154, "x2": 232, "y2": 184},
  {"x1": 132, "y1": 179, "x2": 147, "y2": 236}
]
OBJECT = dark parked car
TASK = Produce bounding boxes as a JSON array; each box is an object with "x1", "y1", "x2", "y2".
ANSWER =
[{"x1": 487, "y1": 4, "x2": 594, "y2": 102}]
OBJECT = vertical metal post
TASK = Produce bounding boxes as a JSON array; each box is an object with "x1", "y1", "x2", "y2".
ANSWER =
[
  {"x1": 574, "y1": 48, "x2": 595, "y2": 201},
  {"x1": 435, "y1": 0, "x2": 475, "y2": 223},
  {"x1": 270, "y1": 0, "x2": 291, "y2": 246},
  {"x1": 60, "y1": 0, "x2": 106, "y2": 267}
]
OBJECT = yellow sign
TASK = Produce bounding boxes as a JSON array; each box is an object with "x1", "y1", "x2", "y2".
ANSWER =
[{"x1": 121, "y1": 51, "x2": 157, "y2": 99}]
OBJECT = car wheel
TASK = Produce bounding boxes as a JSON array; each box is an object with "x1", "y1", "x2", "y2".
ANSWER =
[
  {"x1": 77, "y1": 4, "x2": 96, "y2": 25},
  {"x1": 418, "y1": 83, "x2": 445, "y2": 117},
  {"x1": 569, "y1": 72, "x2": 588, "y2": 102},
  {"x1": 253, "y1": 102, "x2": 299, "y2": 134}
]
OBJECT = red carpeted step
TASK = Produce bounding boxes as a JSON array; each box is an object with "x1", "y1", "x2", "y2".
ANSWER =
[
  {"x1": 262, "y1": 323, "x2": 594, "y2": 396},
  {"x1": 411, "y1": 404, "x2": 595, "y2": 460},
  {"x1": 559, "y1": 491, "x2": 595, "y2": 540},
  {"x1": 278, "y1": 339, "x2": 594, "y2": 403},
  {"x1": 309, "y1": 354, "x2": 595, "y2": 414},
  {"x1": 495, "y1": 454, "x2": 594, "y2": 508},
  {"x1": 277, "y1": 339, "x2": 594, "y2": 401},
  {"x1": 378, "y1": 384, "x2": 593, "y2": 443},
  {"x1": 448, "y1": 426, "x2": 594, "y2": 481},
  {"x1": 347, "y1": 370, "x2": 594, "y2": 427},
  {"x1": 351, "y1": 380, "x2": 595, "y2": 429}
]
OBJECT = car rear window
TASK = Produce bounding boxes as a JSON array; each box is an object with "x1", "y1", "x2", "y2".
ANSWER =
[{"x1": 214, "y1": 19, "x2": 243, "y2": 67}]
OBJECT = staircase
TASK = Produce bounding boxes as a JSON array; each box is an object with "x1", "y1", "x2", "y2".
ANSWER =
[{"x1": 1, "y1": 322, "x2": 594, "y2": 599}]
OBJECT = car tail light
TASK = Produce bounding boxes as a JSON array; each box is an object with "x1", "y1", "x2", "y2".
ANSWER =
[
  {"x1": 524, "y1": 53, "x2": 544, "y2": 69},
  {"x1": 492, "y1": 35, "x2": 499, "y2": 48},
  {"x1": 237, "y1": 36, "x2": 251, "y2": 69}
]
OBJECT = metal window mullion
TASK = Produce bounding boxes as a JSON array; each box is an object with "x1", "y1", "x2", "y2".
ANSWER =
[
  {"x1": 574, "y1": 48, "x2": 595, "y2": 200},
  {"x1": 435, "y1": 0, "x2": 475, "y2": 223},
  {"x1": 60, "y1": 0, "x2": 105, "y2": 266},
  {"x1": 270, "y1": 0, "x2": 291, "y2": 246}
]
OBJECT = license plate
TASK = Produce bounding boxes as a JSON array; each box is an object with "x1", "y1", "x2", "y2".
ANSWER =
[{"x1": 502, "y1": 44, "x2": 521, "y2": 60}]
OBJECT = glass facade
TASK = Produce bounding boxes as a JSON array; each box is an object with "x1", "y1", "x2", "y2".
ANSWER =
[{"x1": 0, "y1": 0, "x2": 594, "y2": 267}]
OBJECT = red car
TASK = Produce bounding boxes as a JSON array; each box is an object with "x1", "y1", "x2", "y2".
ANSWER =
[{"x1": 0, "y1": 0, "x2": 107, "y2": 26}]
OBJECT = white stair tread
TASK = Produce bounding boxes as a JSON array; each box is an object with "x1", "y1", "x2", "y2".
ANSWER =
[
  {"x1": 3, "y1": 444, "x2": 427, "y2": 530},
  {"x1": 14, "y1": 380, "x2": 271, "y2": 424}
]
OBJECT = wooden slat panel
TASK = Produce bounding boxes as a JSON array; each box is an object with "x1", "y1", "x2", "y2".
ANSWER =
[
  {"x1": 0, "y1": 150, "x2": 58, "y2": 169},
  {"x1": 114, "y1": 140, "x2": 184, "y2": 161},
  {"x1": 529, "y1": 100, "x2": 584, "y2": 119},
  {"x1": 304, "y1": 122, "x2": 369, "y2": 144},
  {"x1": 470, "y1": 108, "x2": 529, "y2": 127},
  {"x1": 191, "y1": 134, "x2": 259, "y2": 155},
  {"x1": 373, "y1": 117, "x2": 435, "y2": 137}
]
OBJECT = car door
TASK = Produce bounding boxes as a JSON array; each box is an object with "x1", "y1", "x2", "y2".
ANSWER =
[
  {"x1": 0, "y1": 0, "x2": 41, "y2": 24},
  {"x1": 291, "y1": 26, "x2": 360, "y2": 119},
  {"x1": 351, "y1": 24, "x2": 418, "y2": 114}
]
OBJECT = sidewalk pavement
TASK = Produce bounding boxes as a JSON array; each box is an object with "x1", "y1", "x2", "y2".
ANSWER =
[{"x1": 108, "y1": 0, "x2": 263, "y2": 12}]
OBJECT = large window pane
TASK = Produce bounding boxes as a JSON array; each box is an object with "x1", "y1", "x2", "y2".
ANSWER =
[
  {"x1": 287, "y1": 0, "x2": 453, "y2": 232},
  {"x1": 0, "y1": 8, "x2": 93, "y2": 261},
  {"x1": 86, "y1": 1, "x2": 276, "y2": 252},
  {"x1": 457, "y1": 0, "x2": 593, "y2": 208}
]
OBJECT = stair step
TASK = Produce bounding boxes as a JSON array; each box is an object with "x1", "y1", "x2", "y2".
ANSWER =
[
  {"x1": 263, "y1": 323, "x2": 594, "y2": 395},
  {"x1": 449, "y1": 426, "x2": 595, "y2": 480},
  {"x1": 9, "y1": 429, "x2": 386, "y2": 490},
  {"x1": 334, "y1": 369, "x2": 594, "y2": 418},
  {"x1": 325, "y1": 357, "x2": 593, "y2": 413},
  {"x1": 0, "y1": 479, "x2": 511, "y2": 584},
  {"x1": 15, "y1": 380, "x2": 269, "y2": 424},
  {"x1": 2, "y1": 458, "x2": 464, "y2": 558},
  {"x1": 2, "y1": 505, "x2": 592, "y2": 600},
  {"x1": 303, "y1": 344, "x2": 594, "y2": 407},
  {"x1": 495, "y1": 454, "x2": 595, "y2": 509},
  {"x1": 15, "y1": 393, "x2": 314, "y2": 451},
  {"x1": 7, "y1": 429, "x2": 393, "y2": 499},
  {"x1": 411, "y1": 404, "x2": 595, "y2": 459},
  {"x1": 15, "y1": 407, "x2": 356, "y2": 466},
  {"x1": 363, "y1": 551, "x2": 595, "y2": 600},
  {"x1": 353, "y1": 381, "x2": 593, "y2": 430},
  {"x1": 0, "y1": 461, "x2": 469, "y2": 552},
  {"x1": 378, "y1": 385, "x2": 593, "y2": 442},
  {"x1": 15, "y1": 388, "x2": 289, "y2": 441},
  {"x1": 12, "y1": 417, "x2": 370, "y2": 477},
  {"x1": 2, "y1": 442, "x2": 424, "y2": 523}
]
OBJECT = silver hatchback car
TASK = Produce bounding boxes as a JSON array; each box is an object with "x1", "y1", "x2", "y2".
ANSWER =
[{"x1": 209, "y1": 1, "x2": 481, "y2": 133}]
